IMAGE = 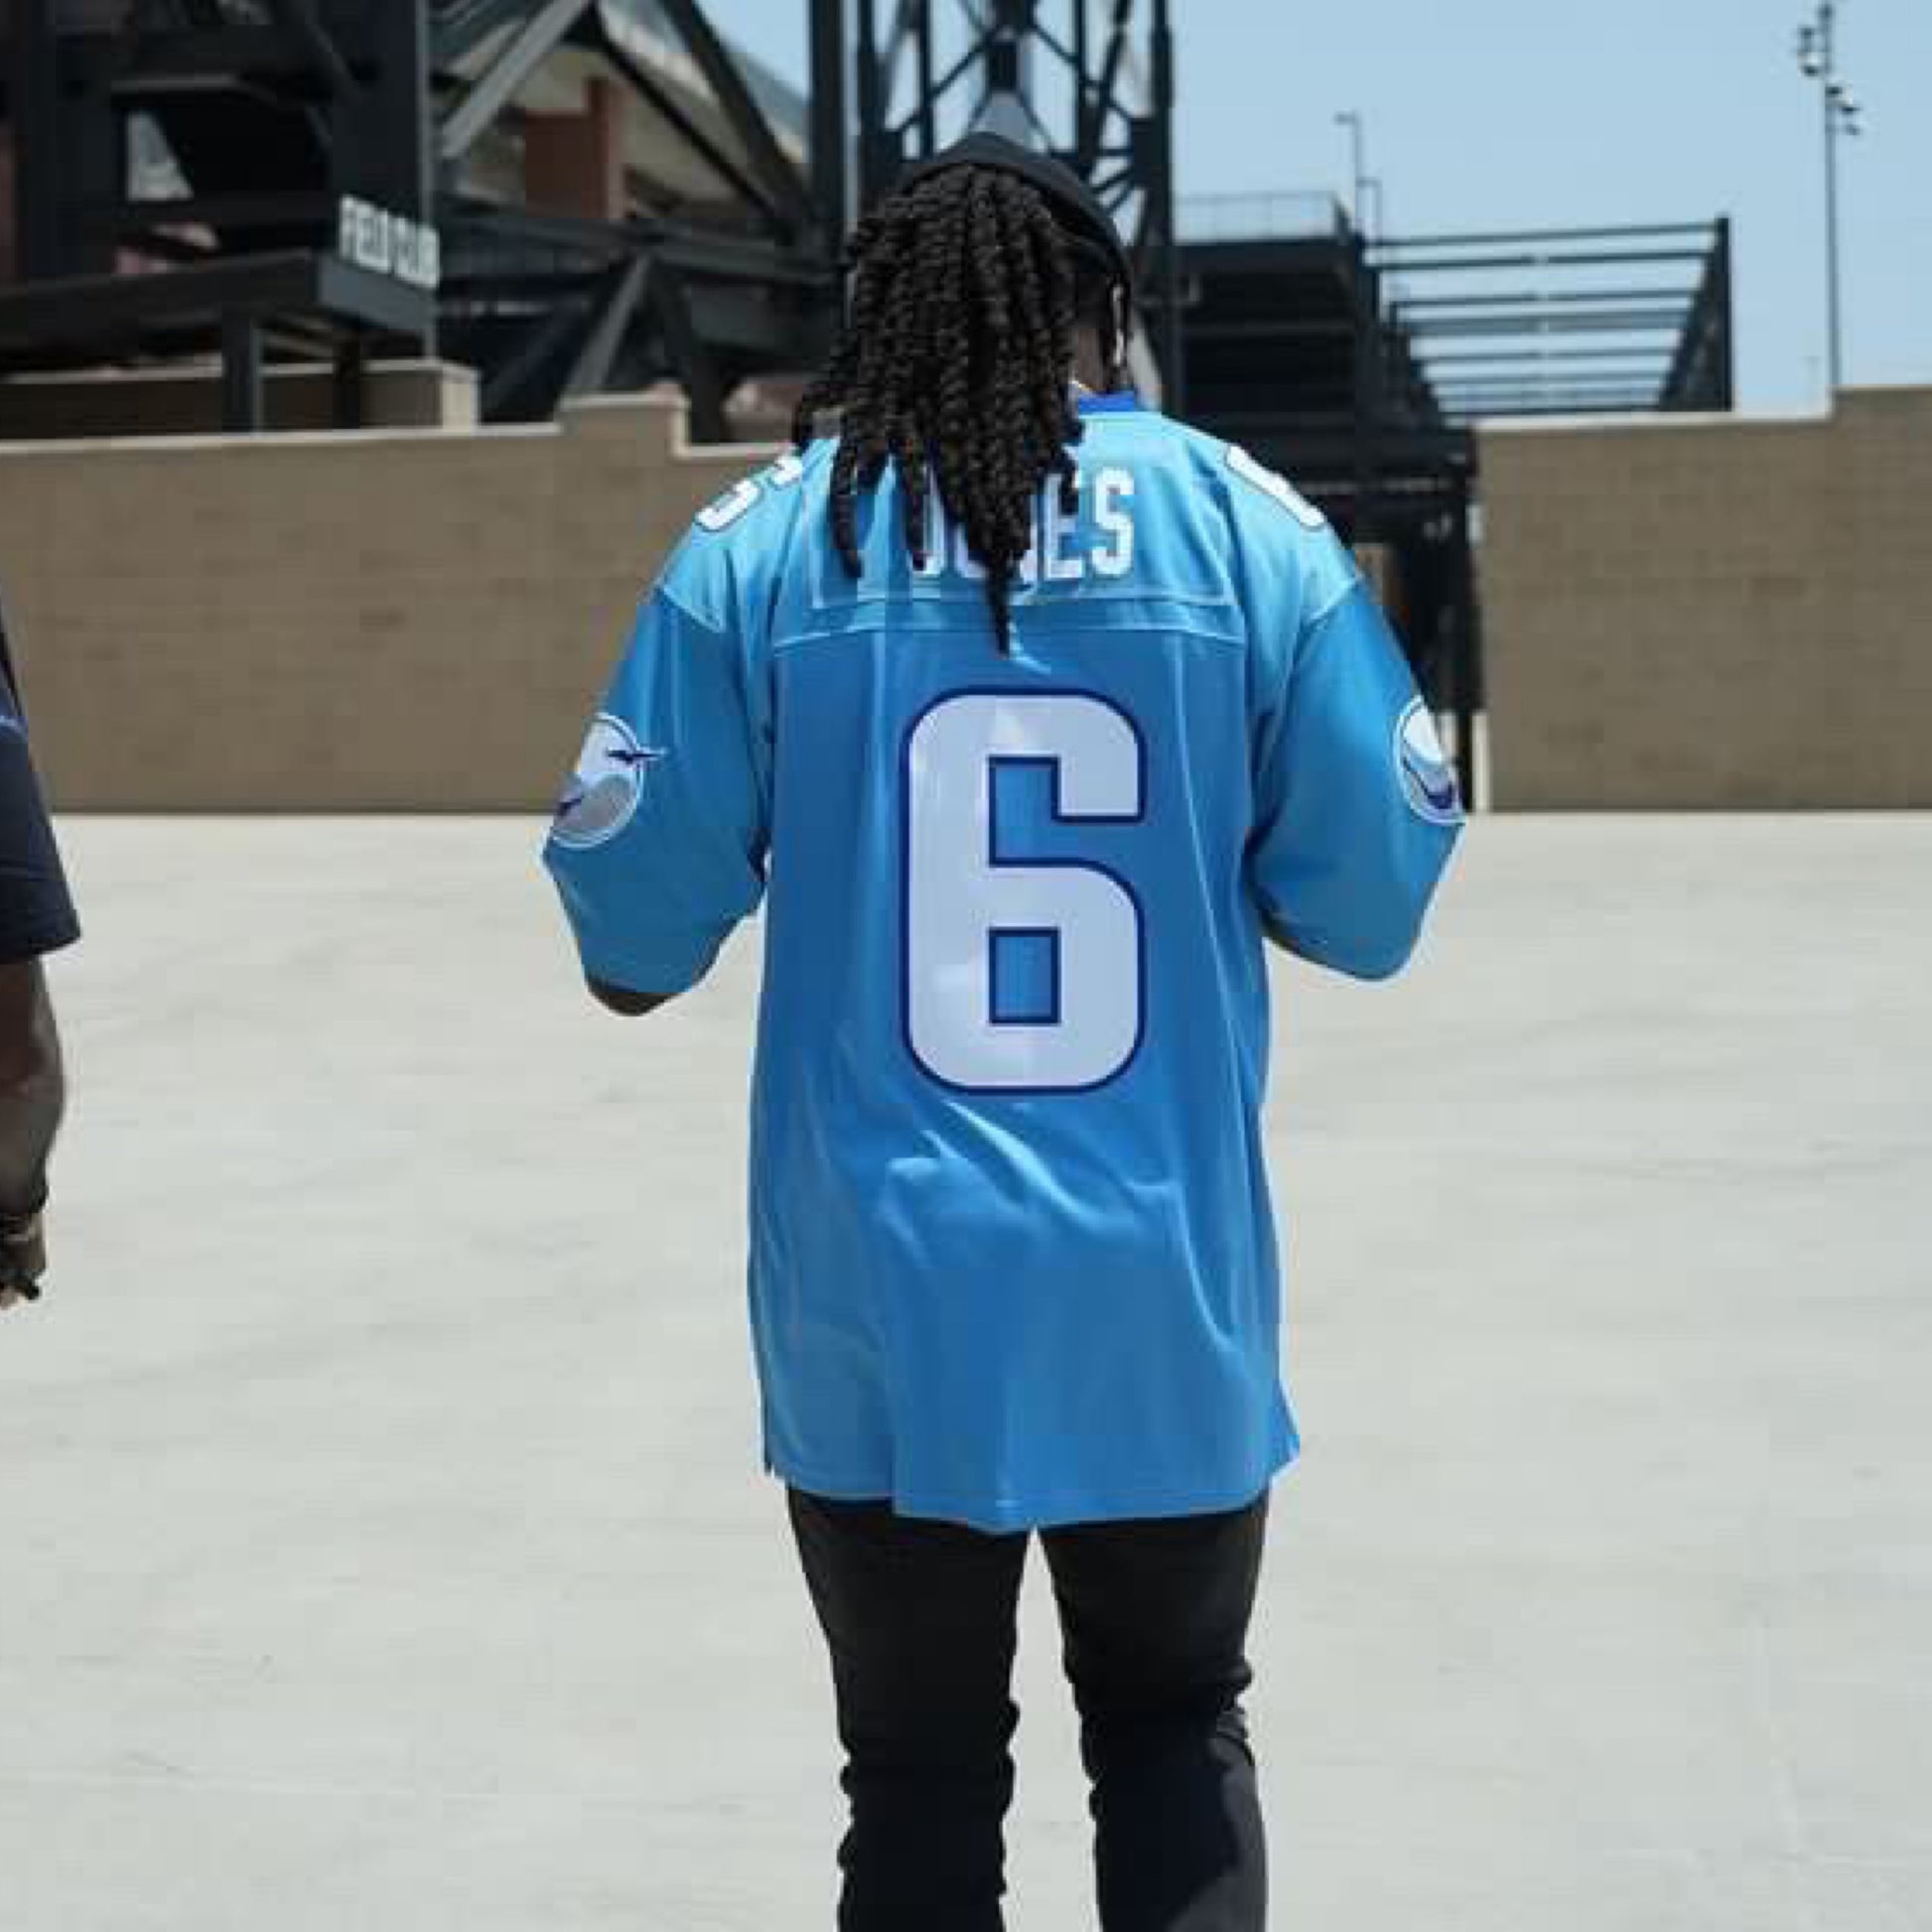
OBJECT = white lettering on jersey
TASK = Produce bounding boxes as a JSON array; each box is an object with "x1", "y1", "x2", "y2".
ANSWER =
[
  {"x1": 1042, "y1": 483, "x2": 1086, "y2": 583},
  {"x1": 695, "y1": 451, "x2": 807, "y2": 534},
  {"x1": 909, "y1": 469, "x2": 1139, "y2": 589},
  {"x1": 696, "y1": 479, "x2": 759, "y2": 533},
  {"x1": 1092, "y1": 468, "x2": 1136, "y2": 578}
]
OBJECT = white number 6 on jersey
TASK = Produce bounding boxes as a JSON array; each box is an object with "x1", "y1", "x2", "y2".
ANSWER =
[{"x1": 903, "y1": 690, "x2": 1146, "y2": 1093}]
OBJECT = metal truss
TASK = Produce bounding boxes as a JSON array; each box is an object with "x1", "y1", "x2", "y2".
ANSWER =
[
  {"x1": 834, "y1": 0, "x2": 1183, "y2": 409},
  {"x1": 0, "y1": 1, "x2": 837, "y2": 429},
  {"x1": 1371, "y1": 220, "x2": 1735, "y2": 423}
]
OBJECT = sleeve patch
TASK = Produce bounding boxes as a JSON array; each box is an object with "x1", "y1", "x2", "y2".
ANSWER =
[
  {"x1": 1395, "y1": 700, "x2": 1464, "y2": 826},
  {"x1": 550, "y1": 713, "x2": 666, "y2": 850}
]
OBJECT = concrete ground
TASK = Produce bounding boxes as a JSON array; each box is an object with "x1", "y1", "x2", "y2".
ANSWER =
[{"x1": 1, "y1": 815, "x2": 1926, "y2": 1932}]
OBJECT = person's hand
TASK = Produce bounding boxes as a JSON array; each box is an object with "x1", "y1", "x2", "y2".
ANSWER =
[{"x1": 0, "y1": 1211, "x2": 46, "y2": 1311}]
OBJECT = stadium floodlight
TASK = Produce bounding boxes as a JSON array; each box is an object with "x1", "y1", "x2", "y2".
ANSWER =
[{"x1": 1793, "y1": 3, "x2": 1865, "y2": 392}]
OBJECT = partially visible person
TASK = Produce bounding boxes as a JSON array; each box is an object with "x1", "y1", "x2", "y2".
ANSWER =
[{"x1": 0, "y1": 598, "x2": 78, "y2": 1313}]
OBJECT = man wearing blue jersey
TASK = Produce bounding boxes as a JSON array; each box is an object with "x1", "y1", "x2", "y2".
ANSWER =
[{"x1": 545, "y1": 134, "x2": 1460, "y2": 1932}]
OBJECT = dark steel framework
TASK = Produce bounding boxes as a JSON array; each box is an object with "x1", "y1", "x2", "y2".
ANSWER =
[
  {"x1": 0, "y1": 0, "x2": 837, "y2": 430},
  {"x1": 835, "y1": 0, "x2": 1183, "y2": 410},
  {"x1": 1373, "y1": 218, "x2": 1734, "y2": 422},
  {"x1": 2, "y1": 3, "x2": 1736, "y2": 806},
  {"x1": 1, "y1": 2, "x2": 1187, "y2": 433},
  {"x1": 1178, "y1": 205, "x2": 1734, "y2": 804}
]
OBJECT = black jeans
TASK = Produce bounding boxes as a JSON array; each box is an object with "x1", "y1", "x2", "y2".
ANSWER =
[{"x1": 787, "y1": 1486, "x2": 1270, "y2": 1932}]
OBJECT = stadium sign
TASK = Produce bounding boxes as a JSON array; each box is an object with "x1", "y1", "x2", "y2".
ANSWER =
[{"x1": 335, "y1": 196, "x2": 441, "y2": 293}]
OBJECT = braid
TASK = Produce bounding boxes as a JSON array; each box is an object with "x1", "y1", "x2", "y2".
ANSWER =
[
  {"x1": 1021, "y1": 193, "x2": 1085, "y2": 516},
  {"x1": 963, "y1": 177, "x2": 1030, "y2": 586},
  {"x1": 793, "y1": 164, "x2": 1095, "y2": 653}
]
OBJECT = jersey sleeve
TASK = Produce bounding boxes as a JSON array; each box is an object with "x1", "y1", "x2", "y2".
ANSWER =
[
  {"x1": 1247, "y1": 578, "x2": 1462, "y2": 980},
  {"x1": 0, "y1": 617, "x2": 80, "y2": 966},
  {"x1": 542, "y1": 584, "x2": 770, "y2": 997}
]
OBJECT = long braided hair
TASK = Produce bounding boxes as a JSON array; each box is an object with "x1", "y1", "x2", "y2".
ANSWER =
[{"x1": 791, "y1": 165, "x2": 1115, "y2": 653}]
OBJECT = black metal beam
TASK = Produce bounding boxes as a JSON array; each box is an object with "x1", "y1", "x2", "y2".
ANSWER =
[
  {"x1": 1424, "y1": 345, "x2": 1675, "y2": 367},
  {"x1": 856, "y1": 0, "x2": 889, "y2": 204},
  {"x1": 263, "y1": 0, "x2": 358, "y2": 96},
  {"x1": 1448, "y1": 468, "x2": 1478, "y2": 810},
  {"x1": 344, "y1": 0, "x2": 435, "y2": 287},
  {"x1": 0, "y1": 250, "x2": 434, "y2": 351},
  {"x1": 1395, "y1": 288, "x2": 1697, "y2": 313},
  {"x1": 646, "y1": 259, "x2": 730, "y2": 442},
  {"x1": 1661, "y1": 214, "x2": 1733, "y2": 410},
  {"x1": 810, "y1": 0, "x2": 850, "y2": 241},
  {"x1": 444, "y1": 197, "x2": 830, "y2": 288},
  {"x1": 897, "y1": 18, "x2": 996, "y2": 132},
  {"x1": 564, "y1": 254, "x2": 650, "y2": 399},
  {"x1": 651, "y1": 0, "x2": 814, "y2": 238},
  {"x1": 1218, "y1": 424, "x2": 1476, "y2": 477},
  {"x1": 1408, "y1": 310, "x2": 1692, "y2": 340},
  {"x1": 685, "y1": 281, "x2": 823, "y2": 360},
  {"x1": 66, "y1": 26, "x2": 320, "y2": 88},
  {"x1": 1438, "y1": 383, "x2": 1663, "y2": 403},
  {"x1": 1369, "y1": 247, "x2": 1711, "y2": 276},
  {"x1": 912, "y1": 0, "x2": 938, "y2": 157},
  {"x1": 595, "y1": 28, "x2": 784, "y2": 227},
  {"x1": 220, "y1": 309, "x2": 264, "y2": 432},
  {"x1": 1713, "y1": 216, "x2": 1735, "y2": 408},
  {"x1": 9, "y1": 0, "x2": 61, "y2": 280},
  {"x1": 439, "y1": 0, "x2": 594, "y2": 163},
  {"x1": 1150, "y1": 0, "x2": 1182, "y2": 413},
  {"x1": 1443, "y1": 399, "x2": 1659, "y2": 419},
  {"x1": 333, "y1": 333, "x2": 368, "y2": 428},
  {"x1": 482, "y1": 295, "x2": 596, "y2": 417},
  {"x1": 1080, "y1": 0, "x2": 1134, "y2": 172},
  {"x1": 1375, "y1": 221, "x2": 1722, "y2": 253},
  {"x1": 434, "y1": 0, "x2": 548, "y2": 70}
]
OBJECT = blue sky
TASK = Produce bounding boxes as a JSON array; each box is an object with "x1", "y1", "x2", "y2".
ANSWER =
[{"x1": 708, "y1": 1, "x2": 1931, "y2": 415}]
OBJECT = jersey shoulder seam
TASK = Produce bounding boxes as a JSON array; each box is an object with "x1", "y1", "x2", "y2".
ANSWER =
[
  {"x1": 1305, "y1": 577, "x2": 1363, "y2": 633},
  {"x1": 654, "y1": 576, "x2": 734, "y2": 637}
]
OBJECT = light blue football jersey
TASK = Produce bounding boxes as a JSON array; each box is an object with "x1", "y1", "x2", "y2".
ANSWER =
[{"x1": 544, "y1": 393, "x2": 1461, "y2": 1532}]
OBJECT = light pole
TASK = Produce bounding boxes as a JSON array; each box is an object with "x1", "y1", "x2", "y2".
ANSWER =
[
  {"x1": 1335, "y1": 109, "x2": 1368, "y2": 240},
  {"x1": 1795, "y1": 4, "x2": 1864, "y2": 395}
]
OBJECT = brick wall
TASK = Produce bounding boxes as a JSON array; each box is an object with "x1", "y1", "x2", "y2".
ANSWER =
[
  {"x1": 0, "y1": 392, "x2": 771, "y2": 810},
  {"x1": 524, "y1": 75, "x2": 626, "y2": 221},
  {"x1": 1478, "y1": 387, "x2": 1932, "y2": 809}
]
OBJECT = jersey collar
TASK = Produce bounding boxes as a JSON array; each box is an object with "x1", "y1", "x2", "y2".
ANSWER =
[{"x1": 1074, "y1": 389, "x2": 1144, "y2": 416}]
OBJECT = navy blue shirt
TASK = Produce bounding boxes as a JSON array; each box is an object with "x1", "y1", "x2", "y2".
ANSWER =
[{"x1": 0, "y1": 602, "x2": 79, "y2": 965}]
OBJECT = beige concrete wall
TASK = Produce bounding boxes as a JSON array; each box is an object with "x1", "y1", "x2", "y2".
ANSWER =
[
  {"x1": 1478, "y1": 387, "x2": 1932, "y2": 809},
  {"x1": 16, "y1": 381, "x2": 1927, "y2": 813},
  {"x1": 0, "y1": 392, "x2": 773, "y2": 810}
]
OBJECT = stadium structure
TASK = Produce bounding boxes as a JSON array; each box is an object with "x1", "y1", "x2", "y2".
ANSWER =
[{"x1": 0, "y1": 1, "x2": 1737, "y2": 800}]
